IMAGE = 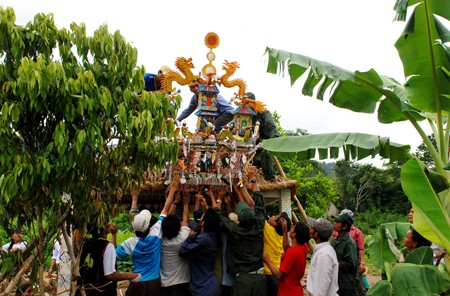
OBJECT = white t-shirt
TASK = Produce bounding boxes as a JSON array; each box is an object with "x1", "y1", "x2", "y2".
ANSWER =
[
  {"x1": 52, "y1": 239, "x2": 61, "y2": 263},
  {"x1": 307, "y1": 242, "x2": 339, "y2": 296},
  {"x1": 160, "y1": 226, "x2": 190, "y2": 287},
  {"x1": 2, "y1": 241, "x2": 27, "y2": 253},
  {"x1": 103, "y1": 241, "x2": 117, "y2": 276}
]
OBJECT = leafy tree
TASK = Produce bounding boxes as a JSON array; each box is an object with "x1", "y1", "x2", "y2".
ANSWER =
[
  {"x1": 0, "y1": 7, "x2": 179, "y2": 294},
  {"x1": 282, "y1": 160, "x2": 338, "y2": 218},
  {"x1": 260, "y1": 0, "x2": 450, "y2": 293},
  {"x1": 413, "y1": 134, "x2": 436, "y2": 167}
]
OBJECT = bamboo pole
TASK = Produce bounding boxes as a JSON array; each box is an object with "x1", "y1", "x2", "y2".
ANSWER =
[{"x1": 272, "y1": 156, "x2": 308, "y2": 221}]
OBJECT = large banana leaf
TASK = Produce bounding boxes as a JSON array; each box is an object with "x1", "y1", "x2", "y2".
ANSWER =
[
  {"x1": 368, "y1": 222, "x2": 412, "y2": 270},
  {"x1": 369, "y1": 263, "x2": 450, "y2": 296},
  {"x1": 401, "y1": 157, "x2": 450, "y2": 251},
  {"x1": 265, "y1": 1, "x2": 450, "y2": 118},
  {"x1": 260, "y1": 133, "x2": 411, "y2": 162},
  {"x1": 395, "y1": 3, "x2": 450, "y2": 113}
]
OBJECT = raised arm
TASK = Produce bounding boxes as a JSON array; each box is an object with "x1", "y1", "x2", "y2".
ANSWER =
[
  {"x1": 161, "y1": 175, "x2": 180, "y2": 216},
  {"x1": 168, "y1": 191, "x2": 181, "y2": 215},
  {"x1": 129, "y1": 181, "x2": 140, "y2": 215},
  {"x1": 181, "y1": 191, "x2": 190, "y2": 227}
]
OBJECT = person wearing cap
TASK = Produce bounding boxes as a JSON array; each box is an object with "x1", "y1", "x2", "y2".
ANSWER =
[
  {"x1": 1, "y1": 229, "x2": 27, "y2": 253},
  {"x1": 115, "y1": 175, "x2": 179, "y2": 296},
  {"x1": 331, "y1": 212, "x2": 359, "y2": 296},
  {"x1": 160, "y1": 191, "x2": 191, "y2": 295},
  {"x1": 213, "y1": 168, "x2": 266, "y2": 296},
  {"x1": 176, "y1": 80, "x2": 234, "y2": 132},
  {"x1": 263, "y1": 220, "x2": 310, "y2": 296},
  {"x1": 78, "y1": 223, "x2": 140, "y2": 296},
  {"x1": 263, "y1": 212, "x2": 291, "y2": 296},
  {"x1": 332, "y1": 209, "x2": 368, "y2": 294},
  {"x1": 306, "y1": 217, "x2": 339, "y2": 296},
  {"x1": 144, "y1": 65, "x2": 170, "y2": 92},
  {"x1": 245, "y1": 92, "x2": 279, "y2": 181}
]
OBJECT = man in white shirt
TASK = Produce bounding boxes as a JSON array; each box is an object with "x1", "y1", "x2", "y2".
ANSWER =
[
  {"x1": 1, "y1": 230, "x2": 27, "y2": 253},
  {"x1": 160, "y1": 191, "x2": 191, "y2": 295},
  {"x1": 306, "y1": 217, "x2": 339, "y2": 296}
]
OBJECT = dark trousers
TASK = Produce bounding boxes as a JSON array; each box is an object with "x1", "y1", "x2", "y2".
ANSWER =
[
  {"x1": 254, "y1": 150, "x2": 276, "y2": 180},
  {"x1": 126, "y1": 278, "x2": 161, "y2": 296},
  {"x1": 265, "y1": 274, "x2": 278, "y2": 296},
  {"x1": 232, "y1": 274, "x2": 266, "y2": 296},
  {"x1": 161, "y1": 282, "x2": 190, "y2": 296}
]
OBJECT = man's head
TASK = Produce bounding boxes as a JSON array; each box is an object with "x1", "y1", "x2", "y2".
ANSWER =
[
  {"x1": 332, "y1": 212, "x2": 354, "y2": 233},
  {"x1": 11, "y1": 230, "x2": 23, "y2": 243},
  {"x1": 201, "y1": 208, "x2": 220, "y2": 233},
  {"x1": 132, "y1": 210, "x2": 152, "y2": 238},
  {"x1": 189, "y1": 81, "x2": 200, "y2": 94},
  {"x1": 291, "y1": 222, "x2": 311, "y2": 245},
  {"x1": 162, "y1": 214, "x2": 181, "y2": 240},
  {"x1": 307, "y1": 217, "x2": 334, "y2": 242},
  {"x1": 268, "y1": 212, "x2": 292, "y2": 236},
  {"x1": 237, "y1": 201, "x2": 255, "y2": 226}
]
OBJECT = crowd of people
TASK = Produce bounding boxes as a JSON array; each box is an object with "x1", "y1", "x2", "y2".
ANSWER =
[{"x1": 74, "y1": 168, "x2": 365, "y2": 296}]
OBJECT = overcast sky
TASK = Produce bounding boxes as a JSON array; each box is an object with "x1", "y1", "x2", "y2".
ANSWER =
[{"x1": 3, "y1": 0, "x2": 426, "y2": 165}]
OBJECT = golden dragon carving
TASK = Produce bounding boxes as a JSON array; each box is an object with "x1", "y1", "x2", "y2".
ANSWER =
[
  {"x1": 219, "y1": 60, "x2": 247, "y2": 98},
  {"x1": 162, "y1": 57, "x2": 198, "y2": 92}
]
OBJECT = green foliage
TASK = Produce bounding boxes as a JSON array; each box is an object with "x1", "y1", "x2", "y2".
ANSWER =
[
  {"x1": 0, "y1": 7, "x2": 180, "y2": 287},
  {"x1": 261, "y1": 1, "x2": 450, "y2": 286},
  {"x1": 367, "y1": 222, "x2": 412, "y2": 271},
  {"x1": 281, "y1": 160, "x2": 338, "y2": 218},
  {"x1": 355, "y1": 209, "x2": 407, "y2": 236},
  {"x1": 333, "y1": 160, "x2": 409, "y2": 214},
  {"x1": 112, "y1": 213, "x2": 133, "y2": 232}
]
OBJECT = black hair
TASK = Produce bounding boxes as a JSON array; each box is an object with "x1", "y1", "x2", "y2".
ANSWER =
[
  {"x1": 202, "y1": 209, "x2": 220, "y2": 233},
  {"x1": 15, "y1": 283, "x2": 31, "y2": 296},
  {"x1": 162, "y1": 214, "x2": 181, "y2": 240},
  {"x1": 411, "y1": 228, "x2": 432, "y2": 248},
  {"x1": 150, "y1": 215, "x2": 158, "y2": 228},
  {"x1": 341, "y1": 219, "x2": 353, "y2": 233},
  {"x1": 274, "y1": 212, "x2": 292, "y2": 236},
  {"x1": 294, "y1": 222, "x2": 311, "y2": 245}
]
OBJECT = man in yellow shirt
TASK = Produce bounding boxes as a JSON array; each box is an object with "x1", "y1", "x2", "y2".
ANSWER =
[{"x1": 263, "y1": 212, "x2": 291, "y2": 296}]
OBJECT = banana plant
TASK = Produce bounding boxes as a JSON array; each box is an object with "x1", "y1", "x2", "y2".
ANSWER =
[{"x1": 261, "y1": 0, "x2": 450, "y2": 274}]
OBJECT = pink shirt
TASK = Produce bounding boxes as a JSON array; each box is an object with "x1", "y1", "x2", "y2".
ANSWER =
[{"x1": 332, "y1": 226, "x2": 364, "y2": 250}]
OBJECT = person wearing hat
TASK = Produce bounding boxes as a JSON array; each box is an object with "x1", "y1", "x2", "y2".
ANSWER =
[
  {"x1": 331, "y1": 212, "x2": 359, "y2": 296},
  {"x1": 116, "y1": 175, "x2": 179, "y2": 296},
  {"x1": 245, "y1": 92, "x2": 279, "y2": 181},
  {"x1": 213, "y1": 168, "x2": 266, "y2": 296},
  {"x1": 332, "y1": 209, "x2": 368, "y2": 294},
  {"x1": 306, "y1": 217, "x2": 339, "y2": 296},
  {"x1": 144, "y1": 65, "x2": 170, "y2": 92},
  {"x1": 176, "y1": 80, "x2": 234, "y2": 132}
]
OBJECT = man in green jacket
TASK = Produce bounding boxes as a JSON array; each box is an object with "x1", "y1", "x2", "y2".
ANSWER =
[
  {"x1": 331, "y1": 212, "x2": 359, "y2": 296},
  {"x1": 213, "y1": 169, "x2": 267, "y2": 296},
  {"x1": 246, "y1": 92, "x2": 279, "y2": 181}
]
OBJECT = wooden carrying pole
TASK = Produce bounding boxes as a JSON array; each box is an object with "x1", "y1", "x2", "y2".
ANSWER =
[{"x1": 272, "y1": 156, "x2": 308, "y2": 221}]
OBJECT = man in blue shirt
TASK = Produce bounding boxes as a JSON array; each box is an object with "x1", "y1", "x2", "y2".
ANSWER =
[
  {"x1": 144, "y1": 65, "x2": 171, "y2": 92},
  {"x1": 176, "y1": 81, "x2": 234, "y2": 132},
  {"x1": 116, "y1": 176, "x2": 179, "y2": 296}
]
